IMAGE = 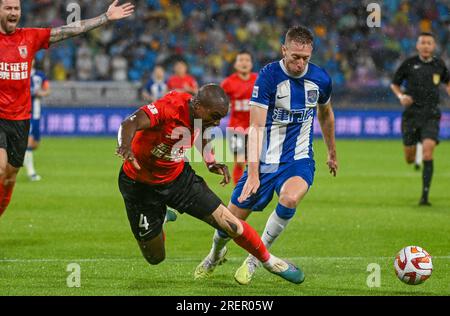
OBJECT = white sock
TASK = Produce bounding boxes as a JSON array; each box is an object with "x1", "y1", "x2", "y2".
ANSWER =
[
  {"x1": 24, "y1": 150, "x2": 36, "y2": 176},
  {"x1": 248, "y1": 210, "x2": 292, "y2": 265},
  {"x1": 261, "y1": 254, "x2": 288, "y2": 272},
  {"x1": 210, "y1": 230, "x2": 231, "y2": 261},
  {"x1": 415, "y1": 142, "x2": 423, "y2": 165},
  {"x1": 261, "y1": 210, "x2": 292, "y2": 248}
]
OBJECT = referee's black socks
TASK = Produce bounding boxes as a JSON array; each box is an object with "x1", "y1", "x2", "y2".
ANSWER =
[{"x1": 421, "y1": 160, "x2": 433, "y2": 203}]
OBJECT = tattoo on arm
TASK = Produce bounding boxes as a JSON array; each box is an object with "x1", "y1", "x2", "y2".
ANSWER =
[
  {"x1": 226, "y1": 220, "x2": 238, "y2": 234},
  {"x1": 50, "y1": 13, "x2": 108, "y2": 44}
]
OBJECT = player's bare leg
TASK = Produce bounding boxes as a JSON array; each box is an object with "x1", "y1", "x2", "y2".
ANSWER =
[
  {"x1": 414, "y1": 142, "x2": 423, "y2": 171},
  {"x1": 0, "y1": 150, "x2": 19, "y2": 217},
  {"x1": 137, "y1": 231, "x2": 166, "y2": 265},
  {"x1": 195, "y1": 203, "x2": 251, "y2": 279},
  {"x1": 419, "y1": 139, "x2": 436, "y2": 206},
  {"x1": 196, "y1": 204, "x2": 304, "y2": 284},
  {"x1": 235, "y1": 176, "x2": 309, "y2": 284},
  {"x1": 404, "y1": 145, "x2": 417, "y2": 165}
]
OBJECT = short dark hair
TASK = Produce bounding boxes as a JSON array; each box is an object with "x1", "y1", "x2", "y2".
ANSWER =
[
  {"x1": 235, "y1": 50, "x2": 252, "y2": 61},
  {"x1": 419, "y1": 32, "x2": 435, "y2": 39},
  {"x1": 197, "y1": 84, "x2": 229, "y2": 110},
  {"x1": 285, "y1": 25, "x2": 314, "y2": 46}
]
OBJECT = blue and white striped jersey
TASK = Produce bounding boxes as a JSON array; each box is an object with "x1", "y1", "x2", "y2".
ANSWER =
[
  {"x1": 30, "y1": 69, "x2": 47, "y2": 120},
  {"x1": 250, "y1": 60, "x2": 332, "y2": 164}
]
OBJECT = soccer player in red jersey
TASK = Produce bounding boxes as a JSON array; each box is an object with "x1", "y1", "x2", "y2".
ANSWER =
[
  {"x1": 167, "y1": 60, "x2": 198, "y2": 94},
  {"x1": 0, "y1": 0, "x2": 134, "y2": 218},
  {"x1": 116, "y1": 84, "x2": 303, "y2": 284},
  {"x1": 221, "y1": 51, "x2": 257, "y2": 185}
]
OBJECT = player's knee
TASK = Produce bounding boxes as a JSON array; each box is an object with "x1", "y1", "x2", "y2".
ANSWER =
[
  {"x1": 279, "y1": 194, "x2": 298, "y2": 209},
  {"x1": 143, "y1": 253, "x2": 165, "y2": 265},
  {"x1": 0, "y1": 167, "x2": 6, "y2": 179},
  {"x1": 423, "y1": 151, "x2": 433, "y2": 161}
]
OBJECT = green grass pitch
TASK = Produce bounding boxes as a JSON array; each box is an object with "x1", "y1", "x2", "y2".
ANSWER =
[{"x1": 0, "y1": 137, "x2": 449, "y2": 296}]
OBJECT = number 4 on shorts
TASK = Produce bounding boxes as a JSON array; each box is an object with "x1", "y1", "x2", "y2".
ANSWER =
[{"x1": 139, "y1": 214, "x2": 149, "y2": 231}]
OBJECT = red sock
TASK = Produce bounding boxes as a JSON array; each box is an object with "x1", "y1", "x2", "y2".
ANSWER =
[
  {"x1": 233, "y1": 220, "x2": 270, "y2": 263},
  {"x1": 233, "y1": 163, "x2": 244, "y2": 185},
  {"x1": 0, "y1": 182, "x2": 15, "y2": 217}
]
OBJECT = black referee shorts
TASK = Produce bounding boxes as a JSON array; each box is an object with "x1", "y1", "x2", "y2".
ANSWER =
[
  {"x1": 0, "y1": 119, "x2": 30, "y2": 168},
  {"x1": 118, "y1": 163, "x2": 223, "y2": 241},
  {"x1": 401, "y1": 115, "x2": 440, "y2": 146}
]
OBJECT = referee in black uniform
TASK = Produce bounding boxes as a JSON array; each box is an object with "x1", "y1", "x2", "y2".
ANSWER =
[{"x1": 391, "y1": 32, "x2": 450, "y2": 206}]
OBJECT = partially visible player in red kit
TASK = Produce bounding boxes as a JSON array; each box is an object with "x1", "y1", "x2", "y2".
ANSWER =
[
  {"x1": 0, "y1": 0, "x2": 134, "y2": 218},
  {"x1": 116, "y1": 84, "x2": 303, "y2": 284},
  {"x1": 221, "y1": 51, "x2": 257, "y2": 185},
  {"x1": 167, "y1": 60, "x2": 198, "y2": 95}
]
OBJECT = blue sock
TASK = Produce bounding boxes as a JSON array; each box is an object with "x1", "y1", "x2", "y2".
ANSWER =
[
  {"x1": 217, "y1": 229, "x2": 229, "y2": 239},
  {"x1": 275, "y1": 203, "x2": 296, "y2": 220}
]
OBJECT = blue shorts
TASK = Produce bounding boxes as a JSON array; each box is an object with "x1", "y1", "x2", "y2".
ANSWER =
[
  {"x1": 29, "y1": 119, "x2": 41, "y2": 142},
  {"x1": 230, "y1": 158, "x2": 315, "y2": 211}
]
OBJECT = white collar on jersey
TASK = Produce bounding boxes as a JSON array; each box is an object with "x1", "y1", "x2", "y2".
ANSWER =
[{"x1": 279, "y1": 59, "x2": 309, "y2": 79}]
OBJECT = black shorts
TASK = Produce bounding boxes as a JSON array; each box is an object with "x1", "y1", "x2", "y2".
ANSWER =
[
  {"x1": 401, "y1": 115, "x2": 440, "y2": 146},
  {"x1": 228, "y1": 132, "x2": 248, "y2": 157},
  {"x1": 0, "y1": 119, "x2": 30, "y2": 168},
  {"x1": 118, "y1": 163, "x2": 223, "y2": 241}
]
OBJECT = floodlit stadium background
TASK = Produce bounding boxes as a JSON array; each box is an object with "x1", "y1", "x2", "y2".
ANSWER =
[{"x1": 24, "y1": 0, "x2": 450, "y2": 138}]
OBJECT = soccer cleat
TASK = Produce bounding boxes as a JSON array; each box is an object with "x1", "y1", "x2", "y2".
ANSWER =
[
  {"x1": 29, "y1": 174, "x2": 42, "y2": 182},
  {"x1": 419, "y1": 197, "x2": 431, "y2": 206},
  {"x1": 194, "y1": 247, "x2": 227, "y2": 279},
  {"x1": 264, "y1": 257, "x2": 305, "y2": 285},
  {"x1": 164, "y1": 207, "x2": 178, "y2": 223},
  {"x1": 414, "y1": 163, "x2": 421, "y2": 171},
  {"x1": 234, "y1": 257, "x2": 260, "y2": 285}
]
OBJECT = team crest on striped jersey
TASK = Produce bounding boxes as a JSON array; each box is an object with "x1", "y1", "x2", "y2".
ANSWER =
[
  {"x1": 18, "y1": 46, "x2": 28, "y2": 59},
  {"x1": 306, "y1": 89, "x2": 319, "y2": 104}
]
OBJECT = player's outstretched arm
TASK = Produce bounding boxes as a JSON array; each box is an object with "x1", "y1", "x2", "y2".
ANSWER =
[
  {"x1": 318, "y1": 102, "x2": 338, "y2": 177},
  {"x1": 49, "y1": 0, "x2": 134, "y2": 44},
  {"x1": 237, "y1": 105, "x2": 267, "y2": 203},
  {"x1": 116, "y1": 110, "x2": 150, "y2": 170}
]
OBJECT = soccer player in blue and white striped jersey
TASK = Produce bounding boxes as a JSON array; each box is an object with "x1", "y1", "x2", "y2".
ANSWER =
[{"x1": 195, "y1": 26, "x2": 338, "y2": 285}]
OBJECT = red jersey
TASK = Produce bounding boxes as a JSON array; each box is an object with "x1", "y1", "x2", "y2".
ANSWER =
[
  {"x1": 0, "y1": 28, "x2": 51, "y2": 120},
  {"x1": 123, "y1": 91, "x2": 199, "y2": 185},
  {"x1": 221, "y1": 72, "x2": 257, "y2": 131},
  {"x1": 167, "y1": 74, "x2": 198, "y2": 93}
]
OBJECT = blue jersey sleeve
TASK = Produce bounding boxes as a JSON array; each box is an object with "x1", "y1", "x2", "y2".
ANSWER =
[
  {"x1": 144, "y1": 80, "x2": 154, "y2": 92},
  {"x1": 38, "y1": 71, "x2": 47, "y2": 83},
  {"x1": 249, "y1": 66, "x2": 274, "y2": 109},
  {"x1": 318, "y1": 71, "x2": 332, "y2": 105}
]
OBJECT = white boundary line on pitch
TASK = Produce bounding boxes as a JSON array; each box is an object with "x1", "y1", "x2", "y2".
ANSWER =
[{"x1": 1, "y1": 256, "x2": 449, "y2": 263}]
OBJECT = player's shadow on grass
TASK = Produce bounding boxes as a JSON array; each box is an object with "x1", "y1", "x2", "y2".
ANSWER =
[
  {"x1": 0, "y1": 238, "x2": 48, "y2": 248},
  {"x1": 127, "y1": 277, "x2": 240, "y2": 292}
]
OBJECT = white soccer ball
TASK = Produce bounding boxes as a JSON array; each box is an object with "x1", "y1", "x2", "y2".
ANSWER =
[{"x1": 394, "y1": 246, "x2": 433, "y2": 285}]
